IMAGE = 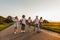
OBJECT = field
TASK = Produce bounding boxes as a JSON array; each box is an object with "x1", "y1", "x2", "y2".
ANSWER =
[
  {"x1": 0, "y1": 22, "x2": 13, "y2": 31},
  {"x1": 0, "y1": 21, "x2": 60, "y2": 33},
  {"x1": 42, "y1": 22, "x2": 60, "y2": 33}
]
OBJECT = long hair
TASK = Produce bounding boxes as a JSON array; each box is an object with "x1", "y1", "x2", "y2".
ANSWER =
[
  {"x1": 15, "y1": 16, "x2": 18, "y2": 21},
  {"x1": 28, "y1": 17, "x2": 31, "y2": 19},
  {"x1": 40, "y1": 17, "x2": 42, "y2": 20}
]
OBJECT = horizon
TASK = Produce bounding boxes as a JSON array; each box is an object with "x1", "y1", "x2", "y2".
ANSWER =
[
  {"x1": 1, "y1": 15, "x2": 60, "y2": 22},
  {"x1": 0, "y1": 0, "x2": 60, "y2": 22}
]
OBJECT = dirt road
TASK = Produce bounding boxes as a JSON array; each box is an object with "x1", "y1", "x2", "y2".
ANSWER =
[{"x1": 0, "y1": 25, "x2": 60, "y2": 40}]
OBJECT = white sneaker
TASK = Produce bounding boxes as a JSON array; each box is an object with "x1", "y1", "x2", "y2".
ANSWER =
[
  {"x1": 14, "y1": 32, "x2": 16, "y2": 34},
  {"x1": 23, "y1": 30, "x2": 25, "y2": 32},
  {"x1": 21, "y1": 30, "x2": 25, "y2": 33},
  {"x1": 21, "y1": 30, "x2": 23, "y2": 32}
]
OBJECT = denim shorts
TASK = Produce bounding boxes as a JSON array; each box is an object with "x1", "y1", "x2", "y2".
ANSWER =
[
  {"x1": 35, "y1": 24, "x2": 38, "y2": 28},
  {"x1": 21, "y1": 24, "x2": 25, "y2": 30},
  {"x1": 28, "y1": 23, "x2": 31, "y2": 27}
]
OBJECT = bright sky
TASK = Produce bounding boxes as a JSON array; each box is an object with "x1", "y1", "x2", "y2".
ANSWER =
[{"x1": 0, "y1": 0, "x2": 60, "y2": 22}]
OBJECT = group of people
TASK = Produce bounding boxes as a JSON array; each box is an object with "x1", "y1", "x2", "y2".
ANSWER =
[{"x1": 13, "y1": 15, "x2": 43, "y2": 34}]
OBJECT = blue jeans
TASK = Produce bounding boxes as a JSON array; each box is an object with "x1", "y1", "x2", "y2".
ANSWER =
[
  {"x1": 35, "y1": 24, "x2": 40, "y2": 31},
  {"x1": 35, "y1": 24, "x2": 38, "y2": 28},
  {"x1": 28, "y1": 23, "x2": 31, "y2": 28}
]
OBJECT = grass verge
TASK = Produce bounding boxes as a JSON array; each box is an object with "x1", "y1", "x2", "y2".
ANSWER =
[{"x1": 0, "y1": 22, "x2": 14, "y2": 31}]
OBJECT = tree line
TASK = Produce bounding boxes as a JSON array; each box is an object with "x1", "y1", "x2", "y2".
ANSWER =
[
  {"x1": 0, "y1": 16, "x2": 49, "y2": 24},
  {"x1": 0, "y1": 16, "x2": 13, "y2": 24}
]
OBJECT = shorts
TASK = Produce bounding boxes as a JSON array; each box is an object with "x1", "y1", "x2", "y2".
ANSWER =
[
  {"x1": 35, "y1": 24, "x2": 38, "y2": 28},
  {"x1": 14, "y1": 23, "x2": 18, "y2": 27},
  {"x1": 21, "y1": 24, "x2": 25, "y2": 30}
]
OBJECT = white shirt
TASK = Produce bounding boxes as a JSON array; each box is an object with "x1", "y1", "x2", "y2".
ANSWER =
[
  {"x1": 34, "y1": 18, "x2": 39, "y2": 24},
  {"x1": 22, "y1": 18, "x2": 26, "y2": 24},
  {"x1": 28, "y1": 19, "x2": 31, "y2": 23},
  {"x1": 13, "y1": 18, "x2": 18, "y2": 27}
]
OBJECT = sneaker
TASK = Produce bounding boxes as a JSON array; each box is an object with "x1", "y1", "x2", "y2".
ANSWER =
[
  {"x1": 14, "y1": 32, "x2": 16, "y2": 34},
  {"x1": 21, "y1": 30, "x2": 24, "y2": 33},
  {"x1": 23, "y1": 30, "x2": 25, "y2": 32}
]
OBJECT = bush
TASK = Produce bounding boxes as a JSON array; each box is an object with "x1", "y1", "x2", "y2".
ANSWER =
[
  {"x1": 0, "y1": 16, "x2": 6, "y2": 24},
  {"x1": 4, "y1": 16, "x2": 13, "y2": 23},
  {"x1": 43, "y1": 19, "x2": 49, "y2": 23}
]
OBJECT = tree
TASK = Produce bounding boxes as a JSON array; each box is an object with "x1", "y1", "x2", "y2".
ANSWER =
[
  {"x1": 43, "y1": 19, "x2": 49, "y2": 23},
  {"x1": 0, "y1": 16, "x2": 6, "y2": 24},
  {"x1": 4, "y1": 16, "x2": 13, "y2": 23}
]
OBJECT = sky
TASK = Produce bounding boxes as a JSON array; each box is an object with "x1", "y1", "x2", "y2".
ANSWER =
[{"x1": 0, "y1": 0, "x2": 60, "y2": 22}]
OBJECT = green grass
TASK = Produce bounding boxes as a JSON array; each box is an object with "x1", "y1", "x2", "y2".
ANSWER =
[
  {"x1": 0, "y1": 22, "x2": 14, "y2": 31},
  {"x1": 42, "y1": 22, "x2": 60, "y2": 33},
  {"x1": 31, "y1": 22, "x2": 60, "y2": 33}
]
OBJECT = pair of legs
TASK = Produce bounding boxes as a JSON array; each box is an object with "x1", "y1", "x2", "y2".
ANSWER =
[
  {"x1": 14, "y1": 27, "x2": 18, "y2": 34},
  {"x1": 28, "y1": 23, "x2": 31, "y2": 32},
  {"x1": 34, "y1": 24, "x2": 40, "y2": 32},
  {"x1": 40, "y1": 22, "x2": 43, "y2": 28},
  {"x1": 21, "y1": 24, "x2": 25, "y2": 33},
  {"x1": 14, "y1": 23, "x2": 18, "y2": 34}
]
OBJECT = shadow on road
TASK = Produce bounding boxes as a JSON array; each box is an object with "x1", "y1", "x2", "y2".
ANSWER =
[{"x1": 6, "y1": 31, "x2": 42, "y2": 40}]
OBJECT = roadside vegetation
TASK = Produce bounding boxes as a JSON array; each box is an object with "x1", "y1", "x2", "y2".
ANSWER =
[
  {"x1": 0, "y1": 16, "x2": 14, "y2": 31},
  {"x1": 42, "y1": 22, "x2": 60, "y2": 33}
]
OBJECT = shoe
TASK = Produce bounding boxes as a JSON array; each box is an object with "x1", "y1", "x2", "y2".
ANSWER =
[
  {"x1": 14, "y1": 32, "x2": 16, "y2": 34},
  {"x1": 21, "y1": 30, "x2": 25, "y2": 33},
  {"x1": 21, "y1": 30, "x2": 24, "y2": 33},
  {"x1": 23, "y1": 30, "x2": 25, "y2": 32}
]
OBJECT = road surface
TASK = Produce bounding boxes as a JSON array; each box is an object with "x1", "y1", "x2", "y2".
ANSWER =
[{"x1": 0, "y1": 25, "x2": 60, "y2": 40}]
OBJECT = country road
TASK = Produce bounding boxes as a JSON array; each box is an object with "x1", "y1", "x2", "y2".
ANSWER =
[{"x1": 0, "y1": 25, "x2": 60, "y2": 40}]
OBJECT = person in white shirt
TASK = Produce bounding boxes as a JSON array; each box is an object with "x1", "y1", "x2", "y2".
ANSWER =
[
  {"x1": 34, "y1": 16, "x2": 40, "y2": 33},
  {"x1": 28, "y1": 17, "x2": 32, "y2": 32},
  {"x1": 39, "y1": 17, "x2": 43, "y2": 29},
  {"x1": 21, "y1": 15, "x2": 26, "y2": 33},
  {"x1": 13, "y1": 16, "x2": 18, "y2": 34}
]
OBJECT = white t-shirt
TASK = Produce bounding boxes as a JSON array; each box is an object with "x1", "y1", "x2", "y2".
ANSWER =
[
  {"x1": 28, "y1": 19, "x2": 31, "y2": 23},
  {"x1": 34, "y1": 18, "x2": 39, "y2": 24},
  {"x1": 22, "y1": 18, "x2": 26, "y2": 24},
  {"x1": 14, "y1": 18, "x2": 18, "y2": 27}
]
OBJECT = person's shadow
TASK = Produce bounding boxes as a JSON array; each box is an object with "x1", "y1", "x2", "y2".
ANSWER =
[{"x1": 6, "y1": 31, "x2": 43, "y2": 40}]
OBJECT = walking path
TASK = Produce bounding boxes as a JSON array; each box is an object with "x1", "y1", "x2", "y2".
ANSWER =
[{"x1": 0, "y1": 25, "x2": 60, "y2": 40}]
